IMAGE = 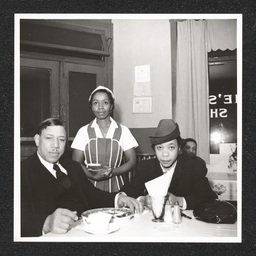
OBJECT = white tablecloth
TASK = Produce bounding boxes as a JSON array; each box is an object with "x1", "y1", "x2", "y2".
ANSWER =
[{"x1": 39, "y1": 209, "x2": 238, "y2": 243}]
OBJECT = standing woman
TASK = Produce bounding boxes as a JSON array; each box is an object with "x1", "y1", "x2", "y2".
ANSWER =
[{"x1": 71, "y1": 86, "x2": 138, "y2": 192}]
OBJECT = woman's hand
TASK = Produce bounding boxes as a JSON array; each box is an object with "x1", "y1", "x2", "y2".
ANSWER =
[
  {"x1": 168, "y1": 192, "x2": 184, "y2": 208},
  {"x1": 138, "y1": 195, "x2": 152, "y2": 209},
  {"x1": 144, "y1": 195, "x2": 152, "y2": 209},
  {"x1": 117, "y1": 194, "x2": 143, "y2": 214},
  {"x1": 85, "y1": 166, "x2": 113, "y2": 181},
  {"x1": 102, "y1": 166, "x2": 113, "y2": 178}
]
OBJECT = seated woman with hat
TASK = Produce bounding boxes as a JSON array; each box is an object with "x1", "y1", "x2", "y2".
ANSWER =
[{"x1": 120, "y1": 119, "x2": 217, "y2": 210}]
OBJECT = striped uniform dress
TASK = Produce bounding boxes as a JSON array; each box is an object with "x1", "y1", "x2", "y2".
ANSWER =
[{"x1": 85, "y1": 121, "x2": 124, "y2": 192}]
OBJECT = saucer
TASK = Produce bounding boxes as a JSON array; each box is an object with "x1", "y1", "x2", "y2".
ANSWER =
[
  {"x1": 82, "y1": 208, "x2": 134, "y2": 223},
  {"x1": 78, "y1": 222, "x2": 120, "y2": 235}
]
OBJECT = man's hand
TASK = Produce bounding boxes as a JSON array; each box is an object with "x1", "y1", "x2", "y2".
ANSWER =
[
  {"x1": 43, "y1": 208, "x2": 78, "y2": 234},
  {"x1": 117, "y1": 194, "x2": 143, "y2": 214}
]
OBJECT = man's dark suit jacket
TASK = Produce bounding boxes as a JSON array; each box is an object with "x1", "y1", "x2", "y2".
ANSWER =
[
  {"x1": 121, "y1": 155, "x2": 217, "y2": 210},
  {"x1": 21, "y1": 153, "x2": 116, "y2": 237}
]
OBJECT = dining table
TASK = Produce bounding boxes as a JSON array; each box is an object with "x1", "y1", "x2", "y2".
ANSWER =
[{"x1": 37, "y1": 208, "x2": 239, "y2": 243}]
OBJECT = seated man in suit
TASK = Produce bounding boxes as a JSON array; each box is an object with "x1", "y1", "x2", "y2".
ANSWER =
[
  {"x1": 182, "y1": 138, "x2": 198, "y2": 158},
  {"x1": 181, "y1": 137, "x2": 206, "y2": 165},
  {"x1": 120, "y1": 119, "x2": 217, "y2": 210},
  {"x1": 21, "y1": 118, "x2": 143, "y2": 237}
]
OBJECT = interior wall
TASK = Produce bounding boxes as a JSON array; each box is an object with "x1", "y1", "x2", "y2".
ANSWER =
[{"x1": 112, "y1": 19, "x2": 172, "y2": 128}]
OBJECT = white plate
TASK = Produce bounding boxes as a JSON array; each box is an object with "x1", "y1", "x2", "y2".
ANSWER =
[
  {"x1": 82, "y1": 207, "x2": 134, "y2": 222},
  {"x1": 87, "y1": 164, "x2": 101, "y2": 167},
  {"x1": 78, "y1": 222, "x2": 120, "y2": 235}
]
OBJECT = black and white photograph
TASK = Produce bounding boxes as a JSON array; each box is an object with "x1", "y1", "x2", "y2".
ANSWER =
[{"x1": 14, "y1": 14, "x2": 242, "y2": 243}]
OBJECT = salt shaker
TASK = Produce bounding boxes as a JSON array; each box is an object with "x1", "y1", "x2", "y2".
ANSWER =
[
  {"x1": 173, "y1": 201, "x2": 182, "y2": 224},
  {"x1": 164, "y1": 199, "x2": 172, "y2": 223}
]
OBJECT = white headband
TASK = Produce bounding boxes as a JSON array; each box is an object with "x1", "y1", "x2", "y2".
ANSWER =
[{"x1": 88, "y1": 85, "x2": 115, "y2": 102}]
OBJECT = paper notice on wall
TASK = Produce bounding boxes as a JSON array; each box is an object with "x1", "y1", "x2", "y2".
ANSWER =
[
  {"x1": 135, "y1": 65, "x2": 150, "y2": 83},
  {"x1": 133, "y1": 97, "x2": 152, "y2": 113},
  {"x1": 133, "y1": 82, "x2": 152, "y2": 96}
]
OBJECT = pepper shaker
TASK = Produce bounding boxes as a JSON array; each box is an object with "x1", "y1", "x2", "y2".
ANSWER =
[{"x1": 173, "y1": 201, "x2": 182, "y2": 224}]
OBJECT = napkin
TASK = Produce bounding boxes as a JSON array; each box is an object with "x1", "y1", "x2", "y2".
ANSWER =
[{"x1": 145, "y1": 171, "x2": 173, "y2": 196}]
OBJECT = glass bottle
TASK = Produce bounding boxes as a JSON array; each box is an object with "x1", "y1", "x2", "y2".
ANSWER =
[
  {"x1": 173, "y1": 201, "x2": 182, "y2": 224},
  {"x1": 164, "y1": 199, "x2": 172, "y2": 223}
]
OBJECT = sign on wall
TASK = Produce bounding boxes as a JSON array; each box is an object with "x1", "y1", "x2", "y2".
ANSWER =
[{"x1": 209, "y1": 78, "x2": 237, "y2": 154}]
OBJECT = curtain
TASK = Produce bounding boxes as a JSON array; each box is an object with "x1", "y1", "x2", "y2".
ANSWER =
[
  {"x1": 206, "y1": 19, "x2": 237, "y2": 51},
  {"x1": 174, "y1": 20, "x2": 210, "y2": 163}
]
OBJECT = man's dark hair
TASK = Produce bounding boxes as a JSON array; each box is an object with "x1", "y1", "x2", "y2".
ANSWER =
[
  {"x1": 37, "y1": 118, "x2": 64, "y2": 135},
  {"x1": 88, "y1": 89, "x2": 115, "y2": 109},
  {"x1": 185, "y1": 138, "x2": 197, "y2": 146}
]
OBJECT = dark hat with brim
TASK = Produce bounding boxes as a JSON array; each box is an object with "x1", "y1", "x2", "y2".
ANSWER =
[{"x1": 149, "y1": 119, "x2": 180, "y2": 145}]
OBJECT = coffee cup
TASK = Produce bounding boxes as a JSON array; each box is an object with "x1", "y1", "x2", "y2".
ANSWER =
[{"x1": 82, "y1": 212, "x2": 112, "y2": 232}]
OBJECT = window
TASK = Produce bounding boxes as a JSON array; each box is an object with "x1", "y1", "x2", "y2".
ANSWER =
[
  {"x1": 20, "y1": 20, "x2": 110, "y2": 59},
  {"x1": 208, "y1": 51, "x2": 237, "y2": 153},
  {"x1": 20, "y1": 59, "x2": 105, "y2": 140},
  {"x1": 20, "y1": 19, "x2": 113, "y2": 159}
]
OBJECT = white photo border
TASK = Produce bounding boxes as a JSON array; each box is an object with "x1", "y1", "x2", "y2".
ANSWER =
[{"x1": 14, "y1": 13, "x2": 242, "y2": 243}]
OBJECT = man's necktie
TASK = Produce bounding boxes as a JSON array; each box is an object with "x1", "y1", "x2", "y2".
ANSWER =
[{"x1": 53, "y1": 164, "x2": 71, "y2": 189}]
